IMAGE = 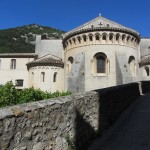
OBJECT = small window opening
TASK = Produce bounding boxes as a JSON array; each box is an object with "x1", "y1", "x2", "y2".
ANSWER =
[
  {"x1": 53, "y1": 72, "x2": 57, "y2": 82},
  {"x1": 41, "y1": 72, "x2": 45, "y2": 82},
  {"x1": 15, "y1": 79, "x2": 24, "y2": 87}
]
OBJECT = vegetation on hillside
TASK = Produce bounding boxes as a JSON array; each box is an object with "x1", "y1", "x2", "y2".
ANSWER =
[
  {"x1": 0, "y1": 82, "x2": 71, "y2": 108},
  {"x1": 0, "y1": 24, "x2": 65, "y2": 53}
]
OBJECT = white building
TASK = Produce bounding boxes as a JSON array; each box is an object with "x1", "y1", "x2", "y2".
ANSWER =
[
  {"x1": 0, "y1": 53, "x2": 35, "y2": 89},
  {"x1": 0, "y1": 16, "x2": 150, "y2": 93}
]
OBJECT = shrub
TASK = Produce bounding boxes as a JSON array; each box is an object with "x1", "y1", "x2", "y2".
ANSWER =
[{"x1": 0, "y1": 82, "x2": 71, "y2": 108}]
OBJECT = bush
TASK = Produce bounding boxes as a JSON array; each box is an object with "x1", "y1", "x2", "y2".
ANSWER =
[{"x1": 0, "y1": 82, "x2": 71, "y2": 108}]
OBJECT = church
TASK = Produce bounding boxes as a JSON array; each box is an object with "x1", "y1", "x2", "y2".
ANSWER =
[{"x1": 0, "y1": 16, "x2": 150, "y2": 93}]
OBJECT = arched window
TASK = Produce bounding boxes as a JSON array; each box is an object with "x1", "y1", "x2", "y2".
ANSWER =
[
  {"x1": 41, "y1": 72, "x2": 45, "y2": 82},
  {"x1": 94, "y1": 53, "x2": 107, "y2": 73},
  {"x1": 83, "y1": 35, "x2": 86, "y2": 42},
  {"x1": 73, "y1": 38, "x2": 76, "y2": 44},
  {"x1": 131, "y1": 37, "x2": 134, "y2": 46},
  {"x1": 69, "y1": 40, "x2": 72, "y2": 45},
  {"x1": 116, "y1": 34, "x2": 120, "y2": 43},
  {"x1": 122, "y1": 34, "x2": 126, "y2": 44},
  {"x1": 102, "y1": 34, "x2": 107, "y2": 41},
  {"x1": 67, "y1": 56, "x2": 74, "y2": 73},
  {"x1": 77, "y1": 36, "x2": 81, "y2": 44},
  {"x1": 145, "y1": 66, "x2": 149, "y2": 76},
  {"x1": 127, "y1": 36, "x2": 131, "y2": 44},
  {"x1": 89, "y1": 34, "x2": 93, "y2": 42},
  {"x1": 109, "y1": 33, "x2": 113, "y2": 43},
  {"x1": 95, "y1": 34, "x2": 100, "y2": 41},
  {"x1": 53, "y1": 72, "x2": 57, "y2": 82},
  {"x1": 128, "y1": 56, "x2": 136, "y2": 75}
]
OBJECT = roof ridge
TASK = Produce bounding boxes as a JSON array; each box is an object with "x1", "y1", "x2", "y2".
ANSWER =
[{"x1": 64, "y1": 16, "x2": 139, "y2": 38}]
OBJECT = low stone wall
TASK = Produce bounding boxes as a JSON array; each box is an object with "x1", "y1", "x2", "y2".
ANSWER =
[
  {"x1": 0, "y1": 82, "x2": 143, "y2": 150},
  {"x1": 95, "y1": 83, "x2": 140, "y2": 133},
  {"x1": 141, "y1": 81, "x2": 150, "y2": 93},
  {"x1": 0, "y1": 91, "x2": 99, "y2": 150}
]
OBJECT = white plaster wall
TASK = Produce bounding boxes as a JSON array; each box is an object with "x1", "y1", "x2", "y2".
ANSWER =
[
  {"x1": 0, "y1": 57, "x2": 34, "y2": 88},
  {"x1": 64, "y1": 43, "x2": 139, "y2": 92},
  {"x1": 140, "y1": 66, "x2": 150, "y2": 81},
  {"x1": 84, "y1": 45, "x2": 116, "y2": 91},
  {"x1": 29, "y1": 66, "x2": 64, "y2": 92}
]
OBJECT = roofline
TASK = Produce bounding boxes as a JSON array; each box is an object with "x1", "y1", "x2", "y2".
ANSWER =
[
  {"x1": 62, "y1": 27, "x2": 140, "y2": 44},
  {"x1": 0, "y1": 53, "x2": 37, "y2": 58},
  {"x1": 26, "y1": 63, "x2": 64, "y2": 70}
]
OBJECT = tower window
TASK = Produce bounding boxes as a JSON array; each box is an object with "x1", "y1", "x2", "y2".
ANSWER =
[
  {"x1": 94, "y1": 53, "x2": 107, "y2": 73},
  {"x1": 53, "y1": 72, "x2": 57, "y2": 82},
  {"x1": 145, "y1": 66, "x2": 149, "y2": 76},
  {"x1": 97, "y1": 57, "x2": 106, "y2": 73},
  {"x1": 102, "y1": 34, "x2": 106, "y2": 40},
  {"x1": 41, "y1": 72, "x2": 45, "y2": 82},
  {"x1": 95, "y1": 34, "x2": 100, "y2": 41},
  {"x1": 89, "y1": 35, "x2": 93, "y2": 41},
  {"x1": 83, "y1": 35, "x2": 86, "y2": 42}
]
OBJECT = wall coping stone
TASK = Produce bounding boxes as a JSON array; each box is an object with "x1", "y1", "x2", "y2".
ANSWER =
[{"x1": 0, "y1": 91, "x2": 97, "y2": 120}]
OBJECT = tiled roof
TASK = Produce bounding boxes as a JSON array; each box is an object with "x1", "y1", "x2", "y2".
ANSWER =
[
  {"x1": 26, "y1": 54, "x2": 64, "y2": 68},
  {"x1": 63, "y1": 16, "x2": 139, "y2": 38}
]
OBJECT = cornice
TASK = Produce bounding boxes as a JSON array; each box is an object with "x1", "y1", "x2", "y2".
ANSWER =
[{"x1": 62, "y1": 27, "x2": 140, "y2": 44}]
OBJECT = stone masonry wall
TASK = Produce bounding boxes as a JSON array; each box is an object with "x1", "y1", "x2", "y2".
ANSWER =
[
  {"x1": 95, "y1": 83, "x2": 140, "y2": 133},
  {"x1": 0, "y1": 91, "x2": 99, "y2": 150},
  {"x1": 141, "y1": 81, "x2": 150, "y2": 93},
  {"x1": 0, "y1": 82, "x2": 148, "y2": 150}
]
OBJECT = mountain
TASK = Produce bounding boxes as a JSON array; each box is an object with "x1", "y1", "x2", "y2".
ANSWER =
[{"x1": 0, "y1": 24, "x2": 65, "y2": 53}]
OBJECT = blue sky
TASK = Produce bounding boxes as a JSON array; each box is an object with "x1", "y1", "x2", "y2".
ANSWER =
[{"x1": 0, "y1": 0, "x2": 150, "y2": 37}]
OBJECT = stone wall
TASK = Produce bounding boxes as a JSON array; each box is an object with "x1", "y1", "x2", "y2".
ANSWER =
[
  {"x1": 0, "y1": 82, "x2": 145, "y2": 150},
  {"x1": 95, "y1": 83, "x2": 140, "y2": 133},
  {"x1": 141, "y1": 81, "x2": 150, "y2": 93},
  {"x1": 0, "y1": 91, "x2": 99, "y2": 150}
]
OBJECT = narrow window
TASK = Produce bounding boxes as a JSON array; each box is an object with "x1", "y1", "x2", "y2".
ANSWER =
[
  {"x1": 69, "y1": 40, "x2": 72, "y2": 45},
  {"x1": 77, "y1": 36, "x2": 81, "y2": 43},
  {"x1": 89, "y1": 35, "x2": 93, "y2": 41},
  {"x1": 94, "y1": 53, "x2": 107, "y2": 74},
  {"x1": 31, "y1": 72, "x2": 34, "y2": 86},
  {"x1": 127, "y1": 36, "x2": 130, "y2": 44},
  {"x1": 41, "y1": 72, "x2": 45, "y2": 82},
  {"x1": 15, "y1": 79, "x2": 24, "y2": 87},
  {"x1": 128, "y1": 56, "x2": 136, "y2": 75},
  {"x1": 10, "y1": 59, "x2": 16, "y2": 69},
  {"x1": 67, "y1": 56, "x2": 74, "y2": 74},
  {"x1": 102, "y1": 34, "x2": 106, "y2": 40},
  {"x1": 83, "y1": 35, "x2": 86, "y2": 42},
  {"x1": 97, "y1": 56, "x2": 106, "y2": 73},
  {"x1": 122, "y1": 35, "x2": 126, "y2": 43},
  {"x1": 73, "y1": 38, "x2": 76, "y2": 44},
  {"x1": 53, "y1": 72, "x2": 57, "y2": 82},
  {"x1": 109, "y1": 34, "x2": 113, "y2": 42},
  {"x1": 116, "y1": 34, "x2": 120, "y2": 43},
  {"x1": 145, "y1": 66, "x2": 149, "y2": 76},
  {"x1": 95, "y1": 34, "x2": 100, "y2": 41}
]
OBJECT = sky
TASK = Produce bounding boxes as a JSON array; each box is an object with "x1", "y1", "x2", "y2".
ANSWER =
[{"x1": 0, "y1": 0, "x2": 150, "y2": 37}]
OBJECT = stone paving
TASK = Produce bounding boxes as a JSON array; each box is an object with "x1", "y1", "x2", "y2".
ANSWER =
[{"x1": 88, "y1": 93, "x2": 150, "y2": 150}]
